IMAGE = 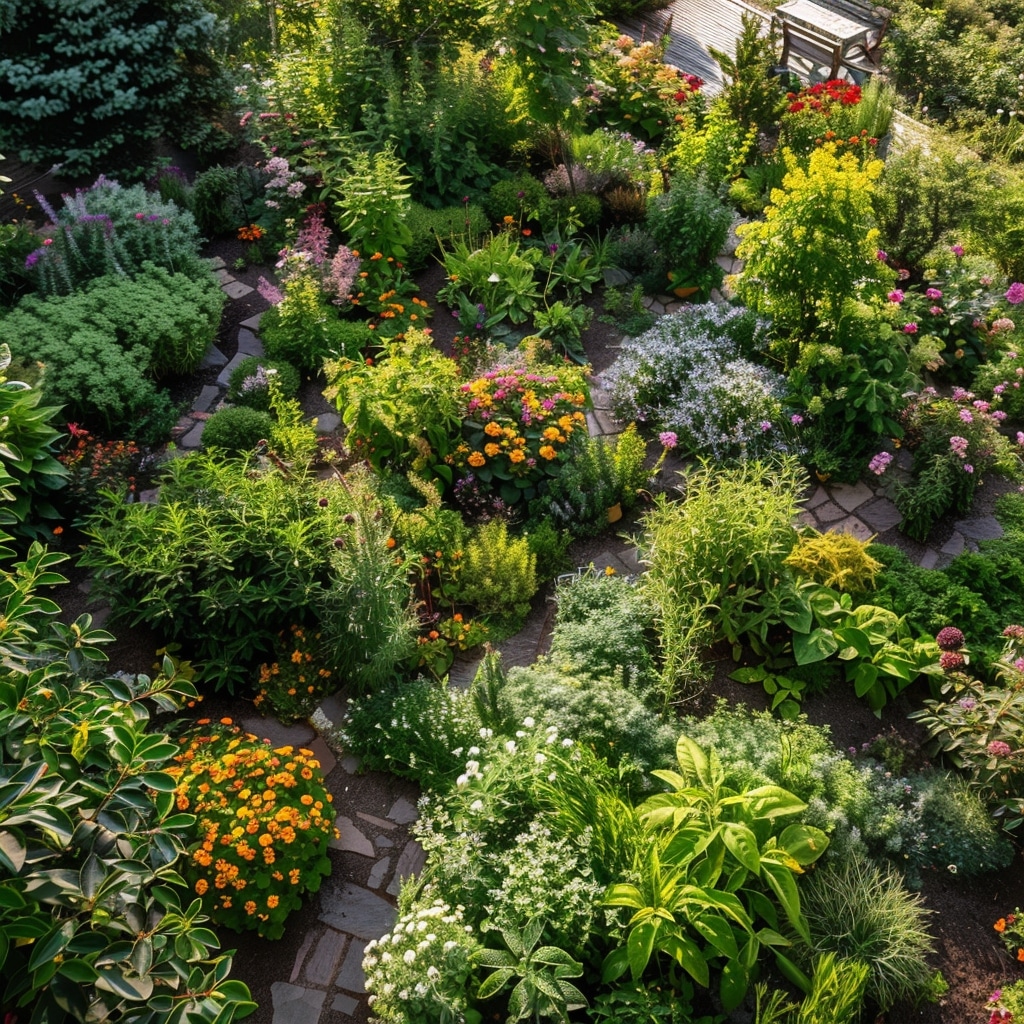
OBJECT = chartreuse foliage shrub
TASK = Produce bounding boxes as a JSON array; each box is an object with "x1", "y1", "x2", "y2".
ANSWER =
[
  {"x1": 0, "y1": 542, "x2": 255, "y2": 1024},
  {"x1": 0, "y1": 0, "x2": 230, "y2": 178},
  {"x1": 1, "y1": 264, "x2": 223, "y2": 440},
  {"x1": 324, "y1": 328, "x2": 463, "y2": 487},
  {"x1": 201, "y1": 406, "x2": 275, "y2": 454},
  {"x1": 169, "y1": 721, "x2": 337, "y2": 940},
  {"x1": 736, "y1": 144, "x2": 890, "y2": 350}
]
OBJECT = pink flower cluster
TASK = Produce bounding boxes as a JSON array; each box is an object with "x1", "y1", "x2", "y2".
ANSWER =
[{"x1": 868, "y1": 451, "x2": 893, "y2": 475}]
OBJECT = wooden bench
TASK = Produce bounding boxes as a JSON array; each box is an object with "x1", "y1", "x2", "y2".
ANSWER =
[{"x1": 775, "y1": 0, "x2": 890, "y2": 79}]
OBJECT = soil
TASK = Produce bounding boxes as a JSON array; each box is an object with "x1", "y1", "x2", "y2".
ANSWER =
[{"x1": 51, "y1": 237, "x2": 1024, "y2": 1024}]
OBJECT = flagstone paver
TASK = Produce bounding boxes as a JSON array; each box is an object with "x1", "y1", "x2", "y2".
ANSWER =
[
  {"x1": 832, "y1": 516, "x2": 873, "y2": 542},
  {"x1": 385, "y1": 797, "x2": 418, "y2": 825},
  {"x1": 386, "y1": 840, "x2": 427, "y2": 897},
  {"x1": 366, "y1": 856, "x2": 391, "y2": 890},
  {"x1": 830, "y1": 480, "x2": 874, "y2": 511},
  {"x1": 857, "y1": 496, "x2": 903, "y2": 533},
  {"x1": 236, "y1": 327, "x2": 264, "y2": 357},
  {"x1": 319, "y1": 883, "x2": 397, "y2": 941},
  {"x1": 270, "y1": 983, "x2": 326, "y2": 1024},
  {"x1": 955, "y1": 515, "x2": 1003, "y2": 542},
  {"x1": 330, "y1": 817, "x2": 375, "y2": 858},
  {"x1": 223, "y1": 280, "x2": 255, "y2": 299},
  {"x1": 335, "y1": 941, "x2": 369, "y2": 994},
  {"x1": 304, "y1": 930, "x2": 350, "y2": 987}
]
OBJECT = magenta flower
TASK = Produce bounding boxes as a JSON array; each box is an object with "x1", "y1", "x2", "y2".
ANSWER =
[
  {"x1": 936, "y1": 626, "x2": 965, "y2": 650},
  {"x1": 903, "y1": 322, "x2": 918, "y2": 334},
  {"x1": 959, "y1": 408, "x2": 974, "y2": 423},
  {"x1": 1006, "y1": 282, "x2": 1024, "y2": 305},
  {"x1": 926, "y1": 287, "x2": 943, "y2": 299},
  {"x1": 790, "y1": 413, "x2": 804, "y2": 425},
  {"x1": 887, "y1": 289, "x2": 905, "y2": 303},
  {"x1": 987, "y1": 740, "x2": 1013, "y2": 758},
  {"x1": 759, "y1": 421, "x2": 772, "y2": 432},
  {"x1": 876, "y1": 249, "x2": 888, "y2": 261},
  {"x1": 951, "y1": 243, "x2": 965, "y2": 257},
  {"x1": 939, "y1": 650, "x2": 966, "y2": 670},
  {"x1": 658, "y1": 431, "x2": 678, "y2": 449},
  {"x1": 868, "y1": 451, "x2": 893, "y2": 475},
  {"x1": 929, "y1": 306, "x2": 943, "y2": 315},
  {"x1": 949, "y1": 436, "x2": 968, "y2": 457},
  {"x1": 964, "y1": 464, "x2": 974, "y2": 473}
]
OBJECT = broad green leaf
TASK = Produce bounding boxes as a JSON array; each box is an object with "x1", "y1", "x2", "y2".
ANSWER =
[
  {"x1": 793, "y1": 628, "x2": 838, "y2": 665},
  {"x1": 852, "y1": 661, "x2": 880, "y2": 698},
  {"x1": 778, "y1": 823, "x2": 830, "y2": 865},
  {"x1": 28, "y1": 920, "x2": 76, "y2": 971},
  {"x1": 760, "y1": 860, "x2": 809, "y2": 944},
  {"x1": 476, "y1": 966, "x2": 514, "y2": 1001},
  {"x1": 722, "y1": 823, "x2": 761, "y2": 875},
  {"x1": 627, "y1": 919, "x2": 658, "y2": 980},
  {"x1": 659, "y1": 930, "x2": 709, "y2": 988},
  {"x1": 94, "y1": 968, "x2": 155, "y2": 1001}
]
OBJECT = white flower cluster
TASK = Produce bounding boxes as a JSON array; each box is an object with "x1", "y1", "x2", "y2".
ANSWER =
[{"x1": 363, "y1": 898, "x2": 480, "y2": 1024}]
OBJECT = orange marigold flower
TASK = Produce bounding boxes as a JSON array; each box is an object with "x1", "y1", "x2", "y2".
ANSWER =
[
  {"x1": 300, "y1": 794, "x2": 314, "y2": 805},
  {"x1": 245, "y1": 901, "x2": 257, "y2": 915},
  {"x1": 484, "y1": 421, "x2": 503, "y2": 437},
  {"x1": 195, "y1": 878, "x2": 209, "y2": 895},
  {"x1": 386, "y1": 537, "x2": 396, "y2": 548},
  {"x1": 468, "y1": 451, "x2": 486, "y2": 467},
  {"x1": 996, "y1": 918, "x2": 1007, "y2": 932},
  {"x1": 509, "y1": 449, "x2": 526, "y2": 463},
  {"x1": 1018, "y1": 948, "x2": 1024, "y2": 962},
  {"x1": 267, "y1": 895, "x2": 280, "y2": 908},
  {"x1": 539, "y1": 445, "x2": 558, "y2": 460},
  {"x1": 259, "y1": 833, "x2": 273, "y2": 847},
  {"x1": 484, "y1": 442, "x2": 500, "y2": 456}
]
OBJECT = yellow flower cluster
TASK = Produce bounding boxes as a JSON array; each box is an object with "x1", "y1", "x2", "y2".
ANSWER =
[{"x1": 168, "y1": 719, "x2": 338, "y2": 939}]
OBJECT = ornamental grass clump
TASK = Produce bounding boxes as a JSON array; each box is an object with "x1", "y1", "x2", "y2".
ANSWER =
[{"x1": 169, "y1": 719, "x2": 337, "y2": 940}]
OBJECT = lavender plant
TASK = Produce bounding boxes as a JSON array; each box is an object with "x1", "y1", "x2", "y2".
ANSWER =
[{"x1": 605, "y1": 303, "x2": 799, "y2": 461}]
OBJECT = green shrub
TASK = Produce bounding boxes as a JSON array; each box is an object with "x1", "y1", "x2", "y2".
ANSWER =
[
  {"x1": 191, "y1": 165, "x2": 248, "y2": 237},
  {"x1": 0, "y1": 221, "x2": 38, "y2": 306},
  {"x1": 0, "y1": 549, "x2": 255, "y2": 1024},
  {"x1": 483, "y1": 173, "x2": 551, "y2": 226},
  {"x1": 260, "y1": 280, "x2": 374, "y2": 371},
  {"x1": 226, "y1": 357, "x2": 301, "y2": 412},
  {"x1": 801, "y1": 854, "x2": 937, "y2": 1011},
  {"x1": 549, "y1": 572, "x2": 659, "y2": 697},
  {"x1": 1, "y1": 264, "x2": 221, "y2": 438},
  {"x1": 0, "y1": 0, "x2": 231, "y2": 178},
  {"x1": 405, "y1": 200, "x2": 491, "y2": 271},
  {"x1": 458, "y1": 518, "x2": 538, "y2": 622},
  {"x1": 201, "y1": 406, "x2": 275, "y2": 453},
  {"x1": 341, "y1": 677, "x2": 484, "y2": 790},
  {"x1": 79, "y1": 453, "x2": 368, "y2": 692},
  {"x1": 501, "y1": 660, "x2": 675, "y2": 773}
]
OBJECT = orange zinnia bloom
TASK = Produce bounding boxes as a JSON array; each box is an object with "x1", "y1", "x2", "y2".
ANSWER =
[{"x1": 996, "y1": 919, "x2": 1007, "y2": 932}]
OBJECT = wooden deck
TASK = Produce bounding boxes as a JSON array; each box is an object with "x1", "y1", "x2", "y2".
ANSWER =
[{"x1": 618, "y1": 0, "x2": 771, "y2": 95}]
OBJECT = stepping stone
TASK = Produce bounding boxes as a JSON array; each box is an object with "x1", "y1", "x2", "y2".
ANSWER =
[
  {"x1": 386, "y1": 797, "x2": 418, "y2": 825},
  {"x1": 214, "y1": 268, "x2": 234, "y2": 284},
  {"x1": 237, "y1": 715, "x2": 315, "y2": 748},
  {"x1": 954, "y1": 515, "x2": 1003, "y2": 542},
  {"x1": 240, "y1": 312, "x2": 264, "y2": 330},
  {"x1": 191, "y1": 385, "x2": 220, "y2": 414},
  {"x1": 270, "y1": 983, "x2": 325, "y2": 1024},
  {"x1": 289, "y1": 932, "x2": 315, "y2": 983},
  {"x1": 331, "y1": 994, "x2": 359, "y2": 1016},
  {"x1": 199, "y1": 343, "x2": 228, "y2": 370},
  {"x1": 308, "y1": 736, "x2": 336, "y2": 776},
  {"x1": 805, "y1": 485, "x2": 830, "y2": 510},
  {"x1": 447, "y1": 652, "x2": 484, "y2": 690},
  {"x1": 319, "y1": 883, "x2": 396, "y2": 940},
  {"x1": 812, "y1": 500, "x2": 847, "y2": 524},
  {"x1": 375, "y1": 835, "x2": 394, "y2": 849},
  {"x1": 330, "y1": 816, "x2": 375, "y2": 857},
  {"x1": 616, "y1": 547, "x2": 643, "y2": 574},
  {"x1": 206, "y1": 256, "x2": 226, "y2": 270},
  {"x1": 234, "y1": 331, "x2": 262, "y2": 360},
  {"x1": 796, "y1": 510, "x2": 817, "y2": 528},
  {"x1": 857, "y1": 497, "x2": 902, "y2": 533},
  {"x1": 236, "y1": 327, "x2": 265, "y2": 357},
  {"x1": 367, "y1": 856, "x2": 391, "y2": 890},
  {"x1": 223, "y1": 280, "x2": 254, "y2": 299},
  {"x1": 919, "y1": 548, "x2": 940, "y2": 570},
  {"x1": 138, "y1": 488, "x2": 160, "y2": 504},
  {"x1": 830, "y1": 480, "x2": 874, "y2": 512},
  {"x1": 585, "y1": 411, "x2": 602, "y2": 436},
  {"x1": 313, "y1": 411, "x2": 340, "y2": 434},
  {"x1": 586, "y1": 550, "x2": 634, "y2": 577},
  {"x1": 386, "y1": 840, "x2": 426, "y2": 896},
  {"x1": 940, "y1": 532, "x2": 965, "y2": 557},
  {"x1": 341, "y1": 754, "x2": 362, "y2": 775},
  {"x1": 180, "y1": 421, "x2": 206, "y2": 449},
  {"x1": 303, "y1": 928, "x2": 348, "y2": 986},
  {"x1": 830, "y1": 516, "x2": 872, "y2": 543},
  {"x1": 217, "y1": 352, "x2": 251, "y2": 388},
  {"x1": 316, "y1": 692, "x2": 349, "y2": 728},
  {"x1": 356, "y1": 812, "x2": 397, "y2": 831},
  {"x1": 89, "y1": 606, "x2": 112, "y2": 628},
  {"x1": 335, "y1": 940, "x2": 368, "y2": 994}
]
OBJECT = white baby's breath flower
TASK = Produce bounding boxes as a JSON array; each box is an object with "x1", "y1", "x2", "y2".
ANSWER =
[
  {"x1": 403, "y1": 949, "x2": 416, "y2": 963},
  {"x1": 470, "y1": 799, "x2": 484, "y2": 812},
  {"x1": 523, "y1": 717, "x2": 535, "y2": 727},
  {"x1": 505, "y1": 740, "x2": 517, "y2": 753}
]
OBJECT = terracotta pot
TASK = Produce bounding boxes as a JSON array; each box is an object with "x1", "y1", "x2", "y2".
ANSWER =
[
  {"x1": 671, "y1": 285, "x2": 699, "y2": 299},
  {"x1": 607, "y1": 502, "x2": 623, "y2": 524}
]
